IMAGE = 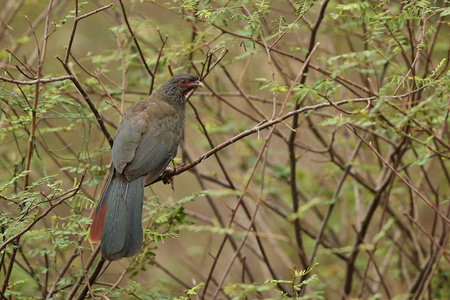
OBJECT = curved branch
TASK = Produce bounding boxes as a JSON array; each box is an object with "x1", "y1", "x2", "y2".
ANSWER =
[{"x1": 149, "y1": 97, "x2": 372, "y2": 185}]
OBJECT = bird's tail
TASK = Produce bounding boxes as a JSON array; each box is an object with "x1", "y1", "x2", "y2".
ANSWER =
[{"x1": 90, "y1": 169, "x2": 144, "y2": 260}]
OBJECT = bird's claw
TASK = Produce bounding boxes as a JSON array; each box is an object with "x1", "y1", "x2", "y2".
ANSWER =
[{"x1": 161, "y1": 168, "x2": 175, "y2": 191}]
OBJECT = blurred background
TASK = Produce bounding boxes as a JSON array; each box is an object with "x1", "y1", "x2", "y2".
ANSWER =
[{"x1": 0, "y1": 0, "x2": 449, "y2": 299}]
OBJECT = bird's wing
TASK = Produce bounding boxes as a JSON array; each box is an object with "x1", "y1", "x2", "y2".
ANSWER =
[{"x1": 111, "y1": 98, "x2": 183, "y2": 182}]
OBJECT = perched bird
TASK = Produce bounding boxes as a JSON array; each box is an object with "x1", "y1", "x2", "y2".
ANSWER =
[{"x1": 90, "y1": 73, "x2": 203, "y2": 260}]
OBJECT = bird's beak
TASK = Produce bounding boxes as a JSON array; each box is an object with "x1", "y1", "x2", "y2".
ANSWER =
[{"x1": 188, "y1": 80, "x2": 204, "y2": 88}]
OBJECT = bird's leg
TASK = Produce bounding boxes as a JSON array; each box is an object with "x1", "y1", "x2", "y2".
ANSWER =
[{"x1": 170, "y1": 153, "x2": 177, "y2": 173}]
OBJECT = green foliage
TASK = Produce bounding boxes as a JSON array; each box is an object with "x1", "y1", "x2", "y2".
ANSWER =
[
  {"x1": 173, "y1": 282, "x2": 205, "y2": 300},
  {"x1": 223, "y1": 282, "x2": 273, "y2": 299},
  {"x1": 265, "y1": 264, "x2": 321, "y2": 298},
  {"x1": 220, "y1": 264, "x2": 321, "y2": 299}
]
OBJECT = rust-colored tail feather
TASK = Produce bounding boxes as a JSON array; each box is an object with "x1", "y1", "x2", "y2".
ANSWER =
[
  {"x1": 90, "y1": 204, "x2": 106, "y2": 242},
  {"x1": 89, "y1": 169, "x2": 144, "y2": 260}
]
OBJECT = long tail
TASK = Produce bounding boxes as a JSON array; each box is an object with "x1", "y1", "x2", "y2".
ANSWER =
[{"x1": 90, "y1": 169, "x2": 144, "y2": 260}]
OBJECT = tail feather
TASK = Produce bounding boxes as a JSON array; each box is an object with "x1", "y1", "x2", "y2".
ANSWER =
[
  {"x1": 90, "y1": 175, "x2": 113, "y2": 242},
  {"x1": 90, "y1": 170, "x2": 144, "y2": 261}
]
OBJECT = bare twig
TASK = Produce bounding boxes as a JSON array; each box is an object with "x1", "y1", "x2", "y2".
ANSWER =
[
  {"x1": 153, "y1": 98, "x2": 373, "y2": 184},
  {"x1": 346, "y1": 124, "x2": 450, "y2": 225},
  {"x1": 56, "y1": 56, "x2": 114, "y2": 147},
  {"x1": 0, "y1": 74, "x2": 74, "y2": 85},
  {"x1": 117, "y1": 0, "x2": 153, "y2": 81},
  {"x1": 64, "y1": 2, "x2": 114, "y2": 64}
]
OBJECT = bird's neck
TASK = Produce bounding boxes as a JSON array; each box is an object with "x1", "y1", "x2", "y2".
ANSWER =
[{"x1": 156, "y1": 87, "x2": 186, "y2": 106}]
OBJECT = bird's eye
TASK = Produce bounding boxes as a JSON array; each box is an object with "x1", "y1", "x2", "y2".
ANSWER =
[{"x1": 179, "y1": 79, "x2": 187, "y2": 85}]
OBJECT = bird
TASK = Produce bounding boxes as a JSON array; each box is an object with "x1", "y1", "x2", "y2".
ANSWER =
[{"x1": 89, "y1": 73, "x2": 203, "y2": 260}]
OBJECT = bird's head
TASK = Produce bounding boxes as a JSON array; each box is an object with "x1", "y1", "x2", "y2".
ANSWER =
[{"x1": 160, "y1": 73, "x2": 203, "y2": 101}]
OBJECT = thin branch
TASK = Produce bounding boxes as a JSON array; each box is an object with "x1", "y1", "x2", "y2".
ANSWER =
[
  {"x1": 0, "y1": 74, "x2": 74, "y2": 85},
  {"x1": 64, "y1": 2, "x2": 114, "y2": 63},
  {"x1": 212, "y1": 124, "x2": 276, "y2": 298},
  {"x1": 0, "y1": 168, "x2": 88, "y2": 252},
  {"x1": 152, "y1": 98, "x2": 373, "y2": 184},
  {"x1": 75, "y1": 257, "x2": 106, "y2": 300},
  {"x1": 346, "y1": 124, "x2": 450, "y2": 225},
  {"x1": 117, "y1": 0, "x2": 153, "y2": 80},
  {"x1": 56, "y1": 56, "x2": 114, "y2": 147}
]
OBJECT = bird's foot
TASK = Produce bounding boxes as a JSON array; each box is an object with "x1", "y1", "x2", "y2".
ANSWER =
[{"x1": 161, "y1": 168, "x2": 175, "y2": 191}]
